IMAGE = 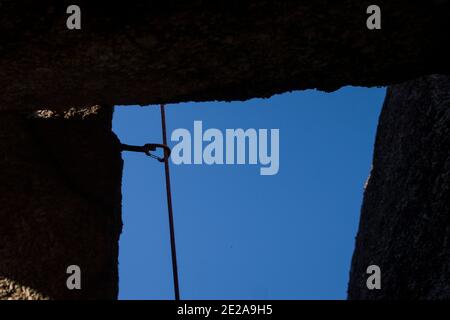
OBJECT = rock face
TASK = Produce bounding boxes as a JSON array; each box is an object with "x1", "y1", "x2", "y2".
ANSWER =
[
  {"x1": 1, "y1": 1, "x2": 449, "y2": 111},
  {"x1": 0, "y1": 106, "x2": 123, "y2": 299},
  {"x1": 348, "y1": 75, "x2": 450, "y2": 299}
]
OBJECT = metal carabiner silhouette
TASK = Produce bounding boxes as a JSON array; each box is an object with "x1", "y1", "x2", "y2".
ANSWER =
[{"x1": 120, "y1": 143, "x2": 171, "y2": 162}]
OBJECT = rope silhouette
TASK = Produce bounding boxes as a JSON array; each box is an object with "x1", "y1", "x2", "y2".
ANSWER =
[
  {"x1": 160, "y1": 104, "x2": 180, "y2": 301},
  {"x1": 120, "y1": 104, "x2": 180, "y2": 300}
]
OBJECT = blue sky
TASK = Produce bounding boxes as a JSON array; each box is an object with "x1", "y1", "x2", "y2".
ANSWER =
[{"x1": 113, "y1": 86, "x2": 386, "y2": 300}]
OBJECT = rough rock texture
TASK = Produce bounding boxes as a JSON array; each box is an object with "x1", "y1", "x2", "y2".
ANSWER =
[
  {"x1": 0, "y1": 106, "x2": 123, "y2": 299},
  {"x1": 1, "y1": 1, "x2": 449, "y2": 111},
  {"x1": 0, "y1": 279, "x2": 49, "y2": 300},
  {"x1": 348, "y1": 75, "x2": 450, "y2": 299}
]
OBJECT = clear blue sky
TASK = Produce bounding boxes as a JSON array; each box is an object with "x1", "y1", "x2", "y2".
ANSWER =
[{"x1": 113, "y1": 86, "x2": 386, "y2": 300}]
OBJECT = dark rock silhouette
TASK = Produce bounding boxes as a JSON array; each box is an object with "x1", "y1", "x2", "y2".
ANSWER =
[
  {"x1": 348, "y1": 75, "x2": 450, "y2": 299},
  {"x1": 1, "y1": 1, "x2": 449, "y2": 110},
  {"x1": 0, "y1": 107, "x2": 122, "y2": 299}
]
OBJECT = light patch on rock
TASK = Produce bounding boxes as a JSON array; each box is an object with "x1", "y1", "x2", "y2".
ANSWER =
[
  {"x1": 0, "y1": 278, "x2": 49, "y2": 300},
  {"x1": 32, "y1": 105, "x2": 103, "y2": 120}
]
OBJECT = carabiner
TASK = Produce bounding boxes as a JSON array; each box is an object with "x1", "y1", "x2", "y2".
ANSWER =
[
  {"x1": 143, "y1": 143, "x2": 171, "y2": 162},
  {"x1": 120, "y1": 143, "x2": 171, "y2": 163}
]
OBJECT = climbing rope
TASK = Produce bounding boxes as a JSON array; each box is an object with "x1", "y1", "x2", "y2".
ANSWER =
[
  {"x1": 120, "y1": 104, "x2": 180, "y2": 300},
  {"x1": 160, "y1": 104, "x2": 180, "y2": 301}
]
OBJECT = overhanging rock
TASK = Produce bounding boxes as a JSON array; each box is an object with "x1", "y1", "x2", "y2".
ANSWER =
[{"x1": 1, "y1": 0, "x2": 449, "y2": 111}]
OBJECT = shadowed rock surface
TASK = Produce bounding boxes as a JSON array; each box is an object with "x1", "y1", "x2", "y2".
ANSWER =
[
  {"x1": 0, "y1": 107, "x2": 123, "y2": 299},
  {"x1": 348, "y1": 75, "x2": 450, "y2": 299},
  {"x1": 1, "y1": 0, "x2": 449, "y2": 111}
]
